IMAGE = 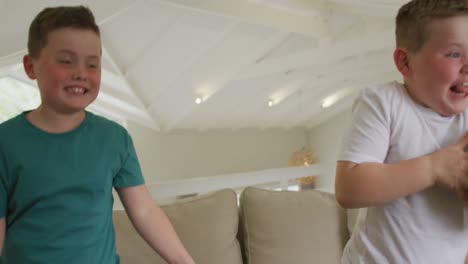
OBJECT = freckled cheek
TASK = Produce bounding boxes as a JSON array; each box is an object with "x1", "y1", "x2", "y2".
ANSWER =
[
  {"x1": 433, "y1": 64, "x2": 460, "y2": 82},
  {"x1": 48, "y1": 67, "x2": 73, "y2": 83},
  {"x1": 90, "y1": 73, "x2": 101, "y2": 91}
]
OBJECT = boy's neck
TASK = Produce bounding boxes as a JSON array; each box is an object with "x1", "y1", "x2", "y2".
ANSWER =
[{"x1": 26, "y1": 106, "x2": 87, "y2": 134}]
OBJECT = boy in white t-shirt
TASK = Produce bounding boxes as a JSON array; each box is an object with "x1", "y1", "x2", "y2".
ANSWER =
[{"x1": 336, "y1": 0, "x2": 468, "y2": 263}]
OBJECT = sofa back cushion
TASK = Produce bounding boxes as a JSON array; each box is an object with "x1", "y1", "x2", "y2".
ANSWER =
[
  {"x1": 114, "y1": 188, "x2": 243, "y2": 264},
  {"x1": 239, "y1": 187, "x2": 348, "y2": 264}
]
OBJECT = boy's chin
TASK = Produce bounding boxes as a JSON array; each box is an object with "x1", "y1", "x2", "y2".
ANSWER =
[{"x1": 44, "y1": 104, "x2": 89, "y2": 115}]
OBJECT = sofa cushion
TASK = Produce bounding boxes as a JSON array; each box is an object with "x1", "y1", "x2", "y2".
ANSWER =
[
  {"x1": 239, "y1": 187, "x2": 349, "y2": 264},
  {"x1": 114, "y1": 188, "x2": 243, "y2": 264}
]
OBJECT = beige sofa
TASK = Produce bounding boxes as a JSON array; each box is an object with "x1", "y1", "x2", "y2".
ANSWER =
[{"x1": 114, "y1": 187, "x2": 350, "y2": 264}]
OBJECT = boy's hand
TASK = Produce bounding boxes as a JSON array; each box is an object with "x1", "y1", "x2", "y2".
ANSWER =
[{"x1": 430, "y1": 133, "x2": 468, "y2": 204}]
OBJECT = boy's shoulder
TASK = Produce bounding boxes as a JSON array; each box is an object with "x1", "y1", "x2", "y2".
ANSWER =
[
  {"x1": 357, "y1": 81, "x2": 408, "y2": 107},
  {"x1": 360, "y1": 81, "x2": 405, "y2": 99},
  {"x1": 86, "y1": 111, "x2": 128, "y2": 135},
  {"x1": 0, "y1": 113, "x2": 26, "y2": 135}
]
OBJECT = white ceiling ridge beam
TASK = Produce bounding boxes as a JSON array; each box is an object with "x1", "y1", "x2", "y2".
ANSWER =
[
  {"x1": 96, "y1": 0, "x2": 142, "y2": 25},
  {"x1": 188, "y1": 32, "x2": 293, "y2": 128},
  {"x1": 163, "y1": 31, "x2": 290, "y2": 131},
  {"x1": 101, "y1": 45, "x2": 160, "y2": 130},
  {"x1": 154, "y1": 0, "x2": 329, "y2": 38},
  {"x1": 235, "y1": 30, "x2": 394, "y2": 81},
  {"x1": 123, "y1": 12, "x2": 186, "y2": 76},
  {"x1": 146, "y1": 20, "x2": 240, "y2": 109}
]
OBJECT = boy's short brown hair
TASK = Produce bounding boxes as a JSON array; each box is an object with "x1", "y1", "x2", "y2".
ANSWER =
[
  {"x1": 396, "y1": 0, "x2": 468, "y2": 52},
  {"x1": 28, "y1": 5, "x2": 100, "y2": 58}
]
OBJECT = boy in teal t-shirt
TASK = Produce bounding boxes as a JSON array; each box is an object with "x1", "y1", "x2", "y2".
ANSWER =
[{"x1": 0, "y1": 6, "x2": 195, "y2": 264}]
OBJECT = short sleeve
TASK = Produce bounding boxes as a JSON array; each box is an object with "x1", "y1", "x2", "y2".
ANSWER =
[
  {"x1": 0, "y1": 151, "x2": 7, "y2": 219},
  {"x1": 113, "y1": 131, "x2": 145, "y2": 188},
  {"x1": 338, "y1": 87, "x2": 391, "y2": 164}
]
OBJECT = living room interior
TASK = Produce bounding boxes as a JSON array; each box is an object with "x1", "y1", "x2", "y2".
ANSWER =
[{"x1": 0, "y1": 1, "x2": 408, "y2": 263}]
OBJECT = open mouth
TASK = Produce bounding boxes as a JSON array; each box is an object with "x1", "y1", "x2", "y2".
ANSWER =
[
  {"x1": 449, "y1": 82, "x2": 468, "y2": 96},
  {"x1": 65, "y1": 87, "x2": 88, "y2": 94}
]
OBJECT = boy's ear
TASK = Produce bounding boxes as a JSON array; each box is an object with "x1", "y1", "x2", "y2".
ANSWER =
[
  {"x1": 393, "y1": 48, "x2": 412, "y2": 77},
  {"x1": 23, "y1": 55, "x2": 36, "y2": 80}
]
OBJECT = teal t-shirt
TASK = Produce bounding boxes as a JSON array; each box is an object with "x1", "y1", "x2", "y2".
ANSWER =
[{"x1": 0, "y1": 111, "x2": 145, "y2": 264}]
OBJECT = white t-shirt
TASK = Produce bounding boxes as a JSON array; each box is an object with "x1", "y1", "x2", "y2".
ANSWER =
[{"x1": 339, "y1": 81, "x2": 468, "y2": 264}]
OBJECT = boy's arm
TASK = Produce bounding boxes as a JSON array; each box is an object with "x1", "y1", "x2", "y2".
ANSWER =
[
  {"x1": 0, "y1": 217, "x2": 4, "y2": 255},
  {"x1": 336, "y1": 159, "x2": 433, "y2": 208},
  {"x1": 336, "y1": 133, "x2": 468, "y2": 208},
  {"x1": 116, "y1": 185, "x2": 195, "y2": 264}
]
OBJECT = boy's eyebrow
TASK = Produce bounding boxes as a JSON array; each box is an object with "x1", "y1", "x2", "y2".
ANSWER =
[{"x1": 57, "y1": 49, "x2": 101, "y2": 59}]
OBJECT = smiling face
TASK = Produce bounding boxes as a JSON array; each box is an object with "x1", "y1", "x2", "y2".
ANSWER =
[
  {"x1": 23, "y1": 27, "x2": 101, "y2": 115},
  {"x1": 398, "y1": 15, "x2": 468, "y2": 116}
]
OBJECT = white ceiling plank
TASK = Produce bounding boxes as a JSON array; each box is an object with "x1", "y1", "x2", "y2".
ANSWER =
[
  {"x1": 101, "y1": 69, "x2": 143, "y2": 101},
  {"x1": 146, "y1": 20, "x2": 240, "y2": 110},
  {"x1": 97, "y1": 0, "x2": 142, "y2": 25},
  {"x1": 101, "y1": 45, "x2": 160, "y2": 130},
  {"x1": 162, "y1": 31, "x2": 290, "y2": 131},
  {"x1": 235, "y1": 29, "x2": 394, "y2": 81},
  {"x1": 223, "y1": 49, "x2": 394, "y2": 129},
  {"x1": 155, "y1": 0, "x2": 329, "y2": 38},
  {"x1": 123, "y1": 9, "x2": 184, "y2": 76}
]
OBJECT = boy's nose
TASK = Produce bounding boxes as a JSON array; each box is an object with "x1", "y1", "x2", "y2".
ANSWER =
[
  {"x1": 71, "y1": 65, "x2": 88, "y2": 81},
  {"x1": 462, "y1": 66, "x2": 468, "y2": 75}
]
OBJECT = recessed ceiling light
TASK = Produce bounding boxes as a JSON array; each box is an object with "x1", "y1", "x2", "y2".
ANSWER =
[
  {"x1": 268, "y1": 100, "x2": 274, "y2": 107},
  {"x1": 321, "y1": 97, "x2": 335, "y2": 108},
  {"x1": 195, "y1": 97, "x2": 202, "y2": 104},
  {"x1": 321, "y1": 87, "x2": 353, "y2": 108}
]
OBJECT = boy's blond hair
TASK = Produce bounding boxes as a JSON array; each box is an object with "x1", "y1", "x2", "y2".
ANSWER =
[
  {"x1": 396, "y1": 0, "x2": 468, "y2": 52},
  {"x1": 28, "y1": 5, "x2": 100, "y2": 59}
]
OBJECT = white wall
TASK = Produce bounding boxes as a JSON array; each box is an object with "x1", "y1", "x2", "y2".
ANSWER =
[
  {"x1": 308, "y1": 110, "x2": 353, "y2": 192},
  {"x1": 127, "y1": 122, "x2": 309, "y2": 182}
]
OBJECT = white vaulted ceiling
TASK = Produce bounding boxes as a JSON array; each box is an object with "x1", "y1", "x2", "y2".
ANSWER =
[{"x1": 0, "y1": 0, "x2": 408, "y2": 131}]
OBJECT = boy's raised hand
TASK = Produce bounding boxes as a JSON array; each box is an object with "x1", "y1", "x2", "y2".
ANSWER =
[{"x1": 430, "y1": 132, "x2": 468, "y2": 204}]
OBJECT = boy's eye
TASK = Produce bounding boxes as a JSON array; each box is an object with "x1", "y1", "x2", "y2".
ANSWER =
[
  {"x1": 59, "y1": 60, "x2": 72, "y2": 64},
  {"x1": 446, "y1": 52, "x2": 462, "y2": 59}
]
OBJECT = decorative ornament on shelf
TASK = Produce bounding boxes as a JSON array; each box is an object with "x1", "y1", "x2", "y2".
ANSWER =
[{"x1": 288, "y1": 147, "x2": 319, "y2": 189}]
